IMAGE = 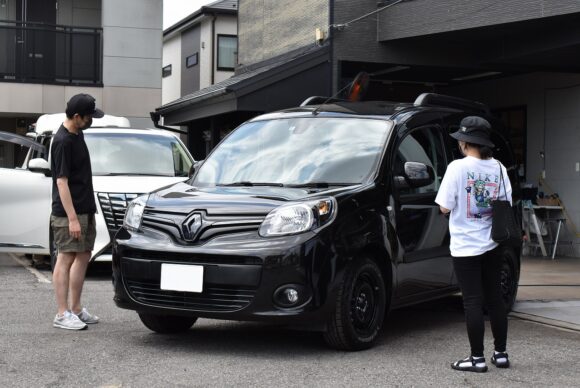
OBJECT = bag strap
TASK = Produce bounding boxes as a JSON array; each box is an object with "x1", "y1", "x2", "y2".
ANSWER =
[{"x1": 497, "y1": 160, "x2": 507, "y2": 200}]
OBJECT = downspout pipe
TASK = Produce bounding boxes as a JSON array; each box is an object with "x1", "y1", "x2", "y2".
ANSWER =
[
  {"x1": 211, "y1": 13, "x2": 217, "y2": 85},
  {"x1": 149, "y1": 111, "x2": 187, "y2": 134}
]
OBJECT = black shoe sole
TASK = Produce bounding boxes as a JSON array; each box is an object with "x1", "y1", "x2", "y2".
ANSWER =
[
  {"x1": 491, "y1": 359, "x2": 510, "y2": 368},
  {"x1": 451, "y1": 363, "x2": 488, "y2": 373}
]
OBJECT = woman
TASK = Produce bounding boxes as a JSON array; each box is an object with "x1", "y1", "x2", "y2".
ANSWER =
[{"x1": 435, "y1": 116, "x2": 512, "y2": 373}]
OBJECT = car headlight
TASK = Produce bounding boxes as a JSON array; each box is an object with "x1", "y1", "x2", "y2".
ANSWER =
[
  {"x1": 259, "y1": 197, "x2": 336, "y2": 237},
  {"x1": 123, "y1": 194, "x2": 149, "y2": 231}
]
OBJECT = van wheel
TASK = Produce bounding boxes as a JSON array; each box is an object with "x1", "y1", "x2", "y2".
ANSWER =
[
  {"x1": 138, "y1": 312, "x2": 198, "y2": 334},
  {"x1": 500, "y1": 247, "x2": 519, "y2": 313},
  {"x1": 49, "y1": 229, "x2": 58, "y2": 273},
  {"x1": 323, "y1": 258, "x2": 386, "y2": 351}
]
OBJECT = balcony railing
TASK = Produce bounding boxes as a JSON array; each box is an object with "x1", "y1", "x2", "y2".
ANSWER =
[{"x1": 0, "y1": 20, "x2": 102, "y2": 85}]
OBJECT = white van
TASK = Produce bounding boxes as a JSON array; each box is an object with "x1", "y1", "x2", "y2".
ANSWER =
[{"x1": 0, "y1": 113, "x2": 194, "y2": 268}]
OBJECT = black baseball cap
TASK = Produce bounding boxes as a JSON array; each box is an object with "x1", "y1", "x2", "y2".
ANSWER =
[
  {"x1": 65, "y1": 94, "x2": 104, "y2": 118},
  {"x1": 450, "y1": 116, "x2": 494, "y2": 147}
]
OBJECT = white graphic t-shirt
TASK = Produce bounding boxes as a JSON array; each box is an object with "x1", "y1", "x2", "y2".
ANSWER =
[{"x1": 435, "y1": 156, "x2": 512, "y2": 257}]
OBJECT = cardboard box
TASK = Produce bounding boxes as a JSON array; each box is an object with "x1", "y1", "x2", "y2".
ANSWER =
[{"x1": 537, "y1": 197, "x2": 559, "y2": 206}]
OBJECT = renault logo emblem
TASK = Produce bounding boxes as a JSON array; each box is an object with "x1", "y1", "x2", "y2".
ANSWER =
[{"x1": 182, "y1": 213, "x2": 203, "y2": 241}]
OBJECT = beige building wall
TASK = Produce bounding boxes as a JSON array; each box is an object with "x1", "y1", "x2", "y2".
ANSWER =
[{"x1": 238, "y1": 0, "x2": 328, "y2": 65}]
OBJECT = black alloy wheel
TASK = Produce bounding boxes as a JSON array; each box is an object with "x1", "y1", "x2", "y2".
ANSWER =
[
  {"x1": 324, "y1": 258, "x2": 387, "y2": 351},
  {"x1": 499, "y1": 247, "x2": 519, "y2": 312},
  {"x1": 138, "y1": 312, "x2": 198, "y2": 334}
]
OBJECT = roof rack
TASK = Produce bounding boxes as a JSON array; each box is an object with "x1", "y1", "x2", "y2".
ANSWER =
[
  {"x1": 414, "y1": 93, "x2": 490, "y2": 115},
  {"x1": 300, "y1": 96, "x2": 347, "y2": 106}
]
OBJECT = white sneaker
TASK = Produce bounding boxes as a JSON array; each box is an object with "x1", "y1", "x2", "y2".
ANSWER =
[
  {"x1": 75, "y1": 307, "x2": 99, "y2": 324},
  {"x1": 53, "y1": 311, "x2": 88, "y2": 330}
]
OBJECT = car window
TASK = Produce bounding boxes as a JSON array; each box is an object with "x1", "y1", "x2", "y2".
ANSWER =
[
  {"x1": 394, "y1": 126, "x2": 446, "y2": 195},
  {"x1": 194, "y1": 117, "x2": 392, "y2": 186},
  {"x1": 0, "y1": 132, "x2": 44, "y2": 169},
  {"x1": 85, "y1": 133, "x2": 192, "y2": 177}
]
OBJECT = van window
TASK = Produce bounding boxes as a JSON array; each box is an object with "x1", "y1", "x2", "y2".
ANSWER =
[
  {"x1": 86, "y1": 133, "x2": 192, "y2": 177},
  {"x1": 394, "y1": 126, "x2": 446, "y2": 195},
  {"x1": 194, "y1": 118, "x2": 392, "y2": 186}
]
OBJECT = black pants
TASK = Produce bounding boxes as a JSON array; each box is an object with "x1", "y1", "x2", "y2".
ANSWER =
[{"x1": 453, "y1": 246, "x2": 507, "y2": 357}]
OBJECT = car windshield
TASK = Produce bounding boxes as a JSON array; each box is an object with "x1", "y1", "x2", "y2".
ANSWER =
[
  {"x1": 85, "y1": 133, "x2": 192, "y2": 176},
  {"x1": 193, "y1": 117, "x2": 392, "y2": 186}
]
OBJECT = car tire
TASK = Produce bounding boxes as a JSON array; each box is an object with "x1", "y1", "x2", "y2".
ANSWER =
[
  {"x1": 323, "y1": 257, "x2": 387, "y2": 351},
  {"x1": 49, "y1": 228, "x2": 58, "y2": 273},
  {"x1": 500, "y1": 246, "x2": 519, "y2": 313},
  {"x1": 138, "y1": 312, "x2": 198, "y2": 334}
]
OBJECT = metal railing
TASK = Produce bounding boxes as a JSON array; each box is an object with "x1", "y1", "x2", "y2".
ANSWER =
[{"x1": 0, "y1": 20, "x2": 102, "y2": 85}]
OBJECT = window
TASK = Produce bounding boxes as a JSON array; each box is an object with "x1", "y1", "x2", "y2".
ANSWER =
[
  {"x1": 162, "y1": 64, "x2": 172, "y2": 78},
  {"x1": 394, "y1": 126, "x2": 446, "y2": 195},
  {"x1": 186, "y1": 53, "x2": 198, "y2": 68},
  {"x1": 217, "y1": 35, "x2": 237, "y2": 71}
]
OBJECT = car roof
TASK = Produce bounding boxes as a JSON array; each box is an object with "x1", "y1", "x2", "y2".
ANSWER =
[
  {"x1": 83, "y1": 127, "x2": 179, "y2": 138},
  {"x1": 35, "y1": 113, "x2": 131, "y2": 134},
  {"x1": 249, "y1": 93, "x2": 490, "y2": 122}
]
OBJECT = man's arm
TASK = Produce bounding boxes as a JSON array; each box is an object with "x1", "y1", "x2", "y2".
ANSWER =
[
  {"x1": 439, "y1": 206, "x2": 451, "y2": 214},
  {"x1": 56, "y1": 177, "x2": 81, "y2": 239}
]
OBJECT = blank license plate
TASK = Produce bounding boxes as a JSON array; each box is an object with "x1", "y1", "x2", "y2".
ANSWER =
[{"x1": 160, "y1": 264, "x2": 203, "y2": 293}]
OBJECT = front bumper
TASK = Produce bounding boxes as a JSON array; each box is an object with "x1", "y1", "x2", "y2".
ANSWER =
[{"x1": 112, "y1": 227, "x2": 339, "y2": 326}]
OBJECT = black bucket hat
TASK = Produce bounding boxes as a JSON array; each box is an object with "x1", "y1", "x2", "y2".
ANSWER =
[{"x1": 450, "y1": 116, "x2": 494, "y2": 147}]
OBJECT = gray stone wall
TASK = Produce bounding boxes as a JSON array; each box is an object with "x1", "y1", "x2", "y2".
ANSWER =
[
  {"x1": 238, "y1": 0, "x2": 329, "y2": 65},
  {"x1": 377, "y1": 0, "x2": 580, "y2": 41}
]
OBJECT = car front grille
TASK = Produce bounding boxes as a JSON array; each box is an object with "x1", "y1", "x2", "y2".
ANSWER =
[
  {"x1": 97, "y1": 192, "x2": 141, "y2": 232},
  {"x1": 141, "y1": 209, "x2": 264, "y2": 244},
  {"x1": 125, "y1": 279, "x2": 256, "y2": 312}
]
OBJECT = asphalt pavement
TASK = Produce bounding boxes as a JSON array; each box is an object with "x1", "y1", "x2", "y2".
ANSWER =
[{"x1": 1, "y1": 252, "x2": 579, "y2": 388}]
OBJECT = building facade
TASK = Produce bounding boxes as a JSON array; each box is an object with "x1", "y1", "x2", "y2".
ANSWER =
[
  {"x1": 0, "y1": 0, "x2": 162, "y2": 166},
  {"x1": 162, "y1": 0, "x2": 238, "y2": 105},
  {"x1": 155, "y1": 0, "x2": 580, "y2": 255}
]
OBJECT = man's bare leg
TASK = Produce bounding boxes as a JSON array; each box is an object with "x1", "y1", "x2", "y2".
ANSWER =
[
  {"x1": 69, "y1": 251, "x2": 91, "y2": 314},
  {"x1": 53, "y1": 252, "x2": 76, "y2": 315}
]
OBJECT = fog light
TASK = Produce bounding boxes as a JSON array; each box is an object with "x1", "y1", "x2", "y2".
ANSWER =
[
  {"x1": 284, "y1": 288, "x2": 299, "y2": 304},
  {"x1": 274, "y1": 284, "x2": 309, "y2": 308}
]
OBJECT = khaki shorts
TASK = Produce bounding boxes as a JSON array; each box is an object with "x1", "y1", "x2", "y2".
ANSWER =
[{"x1": 51, "y1": 213, "x2": 96, "y2": 253}]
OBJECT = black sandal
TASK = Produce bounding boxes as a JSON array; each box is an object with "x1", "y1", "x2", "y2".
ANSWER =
[
  {"x1": 491, "y1": 352, "x2": 510, "y2": 368},
  {"x1": 451, "y1": 356, "x2": 488, "y2": 373}
]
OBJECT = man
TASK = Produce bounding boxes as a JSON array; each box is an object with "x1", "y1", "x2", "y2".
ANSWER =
[{"x1": 51, "y1": 94, "x2": 103, "y2": 330}]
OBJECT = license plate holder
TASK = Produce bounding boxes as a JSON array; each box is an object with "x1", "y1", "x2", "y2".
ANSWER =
[{"x1": 160, "y1": 263, "x2": 203, "y2": 293}]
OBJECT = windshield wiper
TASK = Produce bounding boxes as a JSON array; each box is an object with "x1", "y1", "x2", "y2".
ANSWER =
[
  {"x1": 286, "y1": 182, "x2": 355, "y2": 188},
  {"x1": 217, "y1": 181, "x2": 284, "y2": 187}
]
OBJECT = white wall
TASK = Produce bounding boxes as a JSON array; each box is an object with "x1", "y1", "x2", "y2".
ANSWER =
[
  {"x1": 213, "y1": 15, "x2": 237, "y2": 84},
  {"x1": 445, "y1": 72, "x2": 580, "y2": 256},
  {"x1": 162, "y1": 35, "x2": 182, "y2": 104},
  {"x1": 198, "y1": 15, "x2": 237, "y2": 89}
]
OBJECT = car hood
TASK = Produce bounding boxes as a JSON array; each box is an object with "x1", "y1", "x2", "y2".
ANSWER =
[
  {"x1": 146, "y1": 182, "x2": 362, "y2": 215},
  {"x1": 92, "y1": 176, "x2": 187, "y2": 194}
]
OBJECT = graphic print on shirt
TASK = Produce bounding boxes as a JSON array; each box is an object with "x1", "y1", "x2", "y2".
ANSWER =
[{"x1": 464, "y1": 171, "x2": 499, "y2": 220}]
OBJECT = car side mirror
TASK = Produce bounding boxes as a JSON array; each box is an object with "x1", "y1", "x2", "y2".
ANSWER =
[
  {"x1": 28, "y1": 158, "x2": 51, "y2": 177},
  {"x1": 394, "y1": 162, "x2": 435, "y2": 189},
  {"x1": 188, "y1": 160, "x2": 203, "y2": 178}
]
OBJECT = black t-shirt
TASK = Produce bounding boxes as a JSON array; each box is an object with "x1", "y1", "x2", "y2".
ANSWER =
[{"x1": 51, "y1": 125, "x2": 96, "y2": 217}]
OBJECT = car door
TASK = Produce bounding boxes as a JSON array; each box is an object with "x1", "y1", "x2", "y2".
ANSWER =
[
  {"x1": 392, "y1": 124, "x2": 454, "y2": 299},
  {"x1": 0, "y1": 131, "x2": 51, "y2": 255}
]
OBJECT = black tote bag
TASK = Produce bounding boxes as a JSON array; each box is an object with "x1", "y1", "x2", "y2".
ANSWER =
[{"x1": 491, "y1": 162, "x2": 522, "y2": 247}]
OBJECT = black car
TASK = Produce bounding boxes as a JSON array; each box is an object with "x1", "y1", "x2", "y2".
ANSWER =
[{"x1": 112, "y1": 93, "x2": 521, "y2": 350}]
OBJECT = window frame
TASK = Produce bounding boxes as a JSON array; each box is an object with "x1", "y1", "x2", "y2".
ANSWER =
[
  {"x1": 185, "y1": 53, "x2": 199, "y2": 68},
  {"x1": 162, "y1": 64, "x2": 172, "y2": 78},
  {"x1": 216, "y1": 34, "x2": 237, "y2": 71}
]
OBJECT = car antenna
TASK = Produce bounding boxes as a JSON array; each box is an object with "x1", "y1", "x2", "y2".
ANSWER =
[{"x1": 311, "y1": 72, "x2": 370, "y2": 115}]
